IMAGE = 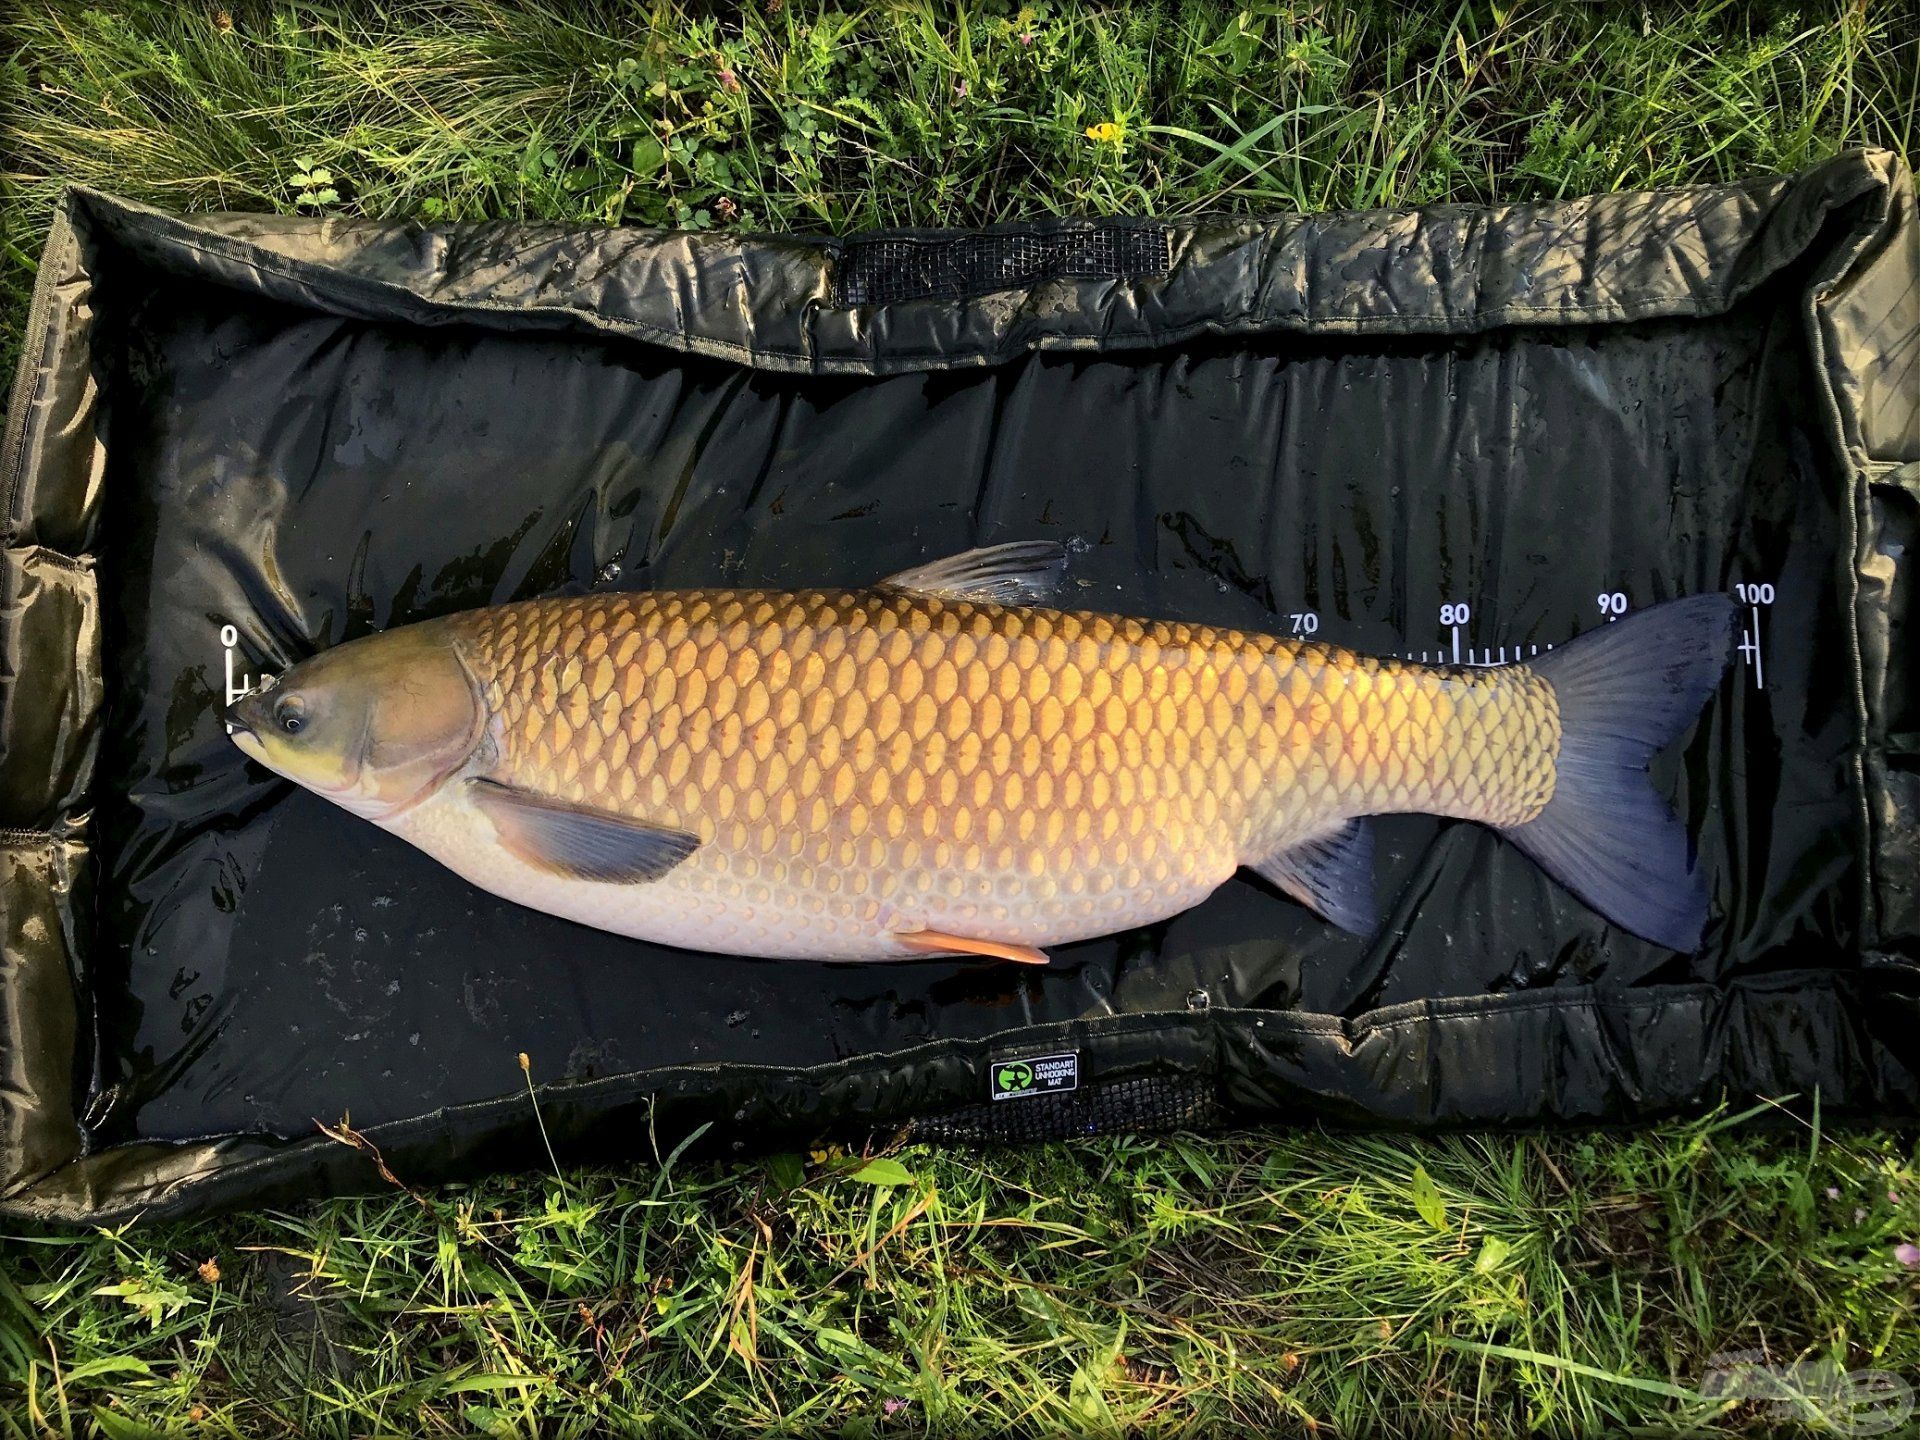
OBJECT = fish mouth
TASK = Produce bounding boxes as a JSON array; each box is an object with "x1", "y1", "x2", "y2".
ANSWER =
[
  {"x1": 228, "y1": 725, "x2": 269, "y2": 765},
  {"x1": 224, "y1": 696, "x2": 269, "y2": 764}
]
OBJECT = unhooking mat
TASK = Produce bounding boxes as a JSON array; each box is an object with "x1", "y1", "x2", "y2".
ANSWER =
[{"x1": 3, "y1": 150, "x2": 1918, "y2": 1224}]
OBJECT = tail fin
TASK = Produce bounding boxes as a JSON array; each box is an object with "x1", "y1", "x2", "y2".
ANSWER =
[{"x1": 1504, "y1": 593, "x2": 1739, "y2": 951}]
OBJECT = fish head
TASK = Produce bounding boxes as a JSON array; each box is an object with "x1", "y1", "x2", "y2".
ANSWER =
[{"x1": 226, "y1": 624, "x2": 484, "y2": 820}]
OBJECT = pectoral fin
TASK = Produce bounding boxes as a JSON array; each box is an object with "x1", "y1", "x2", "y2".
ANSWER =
[
  {"x1": 1250, "y1": 819, "x2": 1377, "y2": 935},
  {"x1": 468, "y1": 778, "x2": 701, "y2": 883},
  {"x1": 877, "y1": 541, "x2": 1068, "y2": 606},
  {"x1": 896, "y1": 928, "x2": 1050, "y2": 965}
]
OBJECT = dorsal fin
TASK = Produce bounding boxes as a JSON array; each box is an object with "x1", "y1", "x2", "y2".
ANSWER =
[
  {"x1": 1249, "y1": 819, "x2": 1377, "y2": 935},
  {"x1": 876, "y1": 541, "x2": 1068, "y2": 606}
]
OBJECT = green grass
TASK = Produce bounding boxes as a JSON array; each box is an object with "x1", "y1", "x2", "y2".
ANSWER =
[
  {"x1": 2, "y1": 1, "x2": 1919, "y2": 1434},
  {"x1": 5, "y1": 1113, "x2": 1919, "y2": 1435}
]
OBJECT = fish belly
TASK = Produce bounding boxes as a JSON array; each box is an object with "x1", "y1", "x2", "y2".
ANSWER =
[{"x1": 390, "y1": 779, "x2": 1235, "y2": 961}]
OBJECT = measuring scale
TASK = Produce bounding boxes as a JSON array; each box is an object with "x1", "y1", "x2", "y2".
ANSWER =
[
  {"x1": 1376, "y1": 586, "x2": 1773, "y2": 688},
  {"x1": 220, "y1": 580, "x2": 1778, "y2": 713}
]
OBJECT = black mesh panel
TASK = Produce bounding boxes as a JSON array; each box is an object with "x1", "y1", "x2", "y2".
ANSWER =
[
  {"x1": 907, "y1": 1074, "x2": 1220, "y2": 1145},
  {"x1": 834, "y1": 224, "x2": 1172, "y2": 305}
]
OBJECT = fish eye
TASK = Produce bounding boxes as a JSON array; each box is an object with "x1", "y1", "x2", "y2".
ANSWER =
[{"x1": 274, "y1": 696, "x2": 307, "y2": 735}]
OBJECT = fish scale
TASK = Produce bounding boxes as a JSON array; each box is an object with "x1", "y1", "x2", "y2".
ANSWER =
[{"x1": 412, "y1": 587, "x2": 1562, "y2": 959}]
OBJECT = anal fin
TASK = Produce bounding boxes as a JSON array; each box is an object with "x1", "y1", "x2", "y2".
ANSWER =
[
  {"x1": 1249, "y1": 818, "x2": 1377, "y2": 935},
  {"x1": 896, "y1": 928, "x2": 1049, "y2": 965}
]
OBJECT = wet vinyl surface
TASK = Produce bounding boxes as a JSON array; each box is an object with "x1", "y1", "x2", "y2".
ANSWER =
[{"x1": 87, "y1": 269, "x2": 1858, "y2": 1144}]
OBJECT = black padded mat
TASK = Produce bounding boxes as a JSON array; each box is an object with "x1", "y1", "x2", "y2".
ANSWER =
[{"x1": 90, "y1": 278, "x2": 1852, "y2": 1143}]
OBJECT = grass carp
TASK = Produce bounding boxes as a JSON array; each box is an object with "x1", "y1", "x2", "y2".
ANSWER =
[{"x1": 227, "y1": 542, "x2": 1737, "y2": 962}]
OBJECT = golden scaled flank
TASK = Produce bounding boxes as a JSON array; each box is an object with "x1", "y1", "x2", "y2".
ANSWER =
[{"x1": 462, "y1": 589, "x2": 1559, "y2": 899}]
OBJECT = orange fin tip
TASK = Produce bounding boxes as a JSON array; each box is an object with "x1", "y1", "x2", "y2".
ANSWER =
[{"x1": 895, "y1": 928, "x2": 1049, "y2": 966}]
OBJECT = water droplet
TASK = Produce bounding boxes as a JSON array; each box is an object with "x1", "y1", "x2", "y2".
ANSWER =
[
  {"x1": 597, "y1": 560, "x2": 624, "y2": 584},
  {"x1": 1186, "y1": 987, "x2": 1211, "y2": 1011},
  {"x1": 408, "y1": 1031, "x2": 422, "y2": 1046},
  {"x1": 725, "y1": 1009, "x2": 748, "y2": 1027}
]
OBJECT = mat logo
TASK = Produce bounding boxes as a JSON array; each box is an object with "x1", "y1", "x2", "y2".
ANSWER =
[
  {"x1": 1699, "y1": 1350, "x2": 1912, "y2": 1435},
  {"x1": 989, "y1": 1052, "x2": 1078, "y2": 1102}
]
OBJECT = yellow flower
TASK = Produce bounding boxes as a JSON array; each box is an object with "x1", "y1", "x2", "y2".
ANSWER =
[{"x1": 1085, "y1": 121, "x2": 1124, "y2": 145}]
